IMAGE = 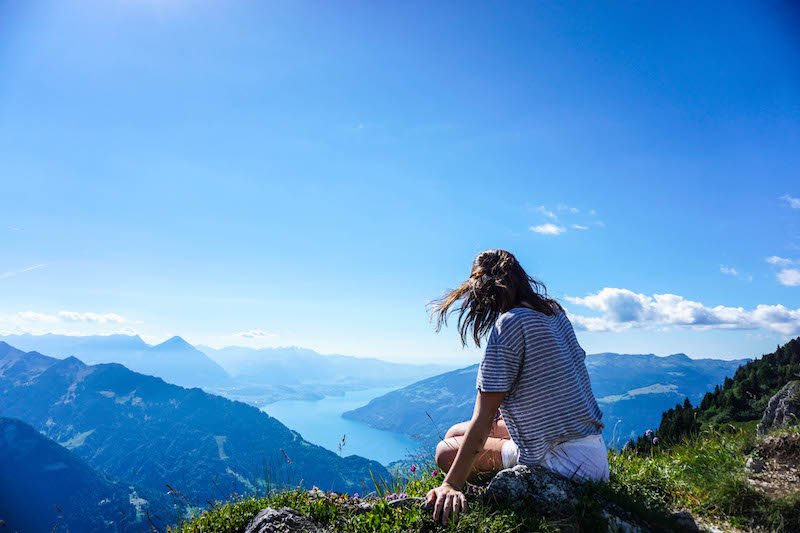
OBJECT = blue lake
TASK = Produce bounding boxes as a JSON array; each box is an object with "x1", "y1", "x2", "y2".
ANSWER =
[{"x1": 262, "y1": 387, "x2": 425, "y2": 466}]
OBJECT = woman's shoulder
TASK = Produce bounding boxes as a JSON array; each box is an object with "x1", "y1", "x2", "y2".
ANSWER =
[
  {"x1": 501, "y1": 306, "x2": 565, "y2": 321},
  {"x1": 496, "y1": 306, "x2": 562, "y2": 330}
]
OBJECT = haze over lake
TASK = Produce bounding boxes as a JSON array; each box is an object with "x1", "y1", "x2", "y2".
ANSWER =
[{"x1": 261, "y1": 387, "x2": 424, "y2": 466}]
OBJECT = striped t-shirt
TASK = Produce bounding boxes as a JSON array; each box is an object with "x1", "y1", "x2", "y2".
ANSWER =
[{"x1": 476, "y1": 306, "x2": 604, "y2": 465}]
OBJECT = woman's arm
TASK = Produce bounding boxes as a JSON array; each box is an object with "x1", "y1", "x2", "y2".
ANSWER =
[{"x1": 426, "y1": 390, "x2": 506, "y2": 524}]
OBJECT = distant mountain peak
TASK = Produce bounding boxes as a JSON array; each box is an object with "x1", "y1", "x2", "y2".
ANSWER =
[{"x1": 154, "y1": 336, "x2": 194, "y2": 350}]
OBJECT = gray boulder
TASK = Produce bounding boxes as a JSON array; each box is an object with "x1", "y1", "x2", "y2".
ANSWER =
[
  {"x1": 244, "y1": 507, "x2": 329, "y2": 533},
  {"x1": 745, "y1": 456, "x2": 766, "y2": 473},
  {"x1": 484, "y1": 465, "x2": 652, "y2": 532},
  {"x1": 485, "y1": 464, "x2": 579, "y2": 515},
  {"x1": 758, "y1": 380, "x2": 800, "y2": 435}
]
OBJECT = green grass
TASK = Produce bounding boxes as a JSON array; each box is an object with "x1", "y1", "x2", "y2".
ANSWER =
[
  {"x1": 172, "y1": 424, "x2": 800, "y2": 532},
  {"x1": 610, "y1": 421, "x2": 800, "y2": 531}
]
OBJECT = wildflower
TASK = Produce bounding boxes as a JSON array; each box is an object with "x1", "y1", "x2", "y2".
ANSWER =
[
  {"x1": 410, "y1": 464, "x2": 416, "y2": 473},
  {"x1": 432, "y1": 469, "x2": 439, "y2": 476},
  {"x1": 645, "y1": 429, "x2": 653, "y2": 437},
  {"x1": 652, "y1": 436, "x2": 660, "y2": 445},
  {"x1": 353, "y1": 492, "x2": 359, "y2": 499}
]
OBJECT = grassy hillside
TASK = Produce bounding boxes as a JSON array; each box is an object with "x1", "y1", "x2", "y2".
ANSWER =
[
  {"x1": 178, "y1": 338, "x2": 800, "y2": 532},
  {"x1": 632, "y1": 337, "x2": 800, "y2": 449},
  {"x1": 174, "y1": 423, "x2": 800, "y2": 532}
]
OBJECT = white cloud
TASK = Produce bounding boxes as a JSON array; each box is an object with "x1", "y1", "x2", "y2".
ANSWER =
[
  {"x1": 566, "y1": 287, "x2": 800, "y2": 335},
  {"x1": 0, "y1": 309, "x2": 136, "y2": 336},
  {"x1": 535, "y1": 206, "x2": 557, "y2": 219},
  {"x1": 766, "y1": 256, "x2": 793, "y2": 266},
  {"x1": 17, "y1": 310, "x2": 59, "y2": 323},
  {"x1": 720, "y1": 265, "x2": 739, "y2": 276},
  {"x1": 530, "y1": 223, "x2": 566, "y2": 235},
  {"x1": 781, "y1": 194, "x2": 800, "y2": 209},
  {"x1": 57, "y1": 311, "x2": 127, "y2": 324},
  {"x1": 234, "y1": 329, "x2": 278, "y2": 339},
  {"x1": 0, "y1": 263, "x2": 47, "y2": 280},
  {"x1": 777, "y1": 269, "x2": 800, "y2": 287},
  {"x1": 572, "y1": 224, "x2": 589, "y2": 231},
  {"x1": 557, "y1": 204, "x2": 580, "y2": 214}
]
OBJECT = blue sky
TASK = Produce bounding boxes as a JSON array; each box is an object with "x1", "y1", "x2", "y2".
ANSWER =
[{"x1": 1, "y1": 1, "x2": 799, "y2": 363}]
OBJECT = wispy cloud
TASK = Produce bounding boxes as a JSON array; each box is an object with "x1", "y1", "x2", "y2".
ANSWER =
[
  {"x1": 777, "y1": 269, "x2": 800, "y2": 287},
  {"x1": 566, "y1": 287, "x2": 800, "y2": 335},
  {"x1": 0, "y1": 309, "x2": 138, "y2": 336},
  {"x1": 234, "y1": 329, "x2": 278, "y2": 339},
  {"x1": 720, "y1": 265, "x2": 752, "y2": 282},
  {"x1": 535, "y1": 205, "x2": 557, "y2": 219},
  {"x1": 57, "y1": 311, "x2": 128, "y2": 324},
  {"x1": 0, "y1": 263, "x2": 47, "y2": 280},
  {"x1": 766, "y1": 256, "x2": 793, "y2": 266},
  {"x1": 556, "y1": 203, "x2": 580, "y2": 214},
  {"x1": 780, "y1": 194, "x2": 800, "y2": 209},
  {"x1": 530, "y1": 204, "x2": 600, "y2": 236},
  {"x1": 530, "y1": 223, "x2": 566, "y2": 235}
]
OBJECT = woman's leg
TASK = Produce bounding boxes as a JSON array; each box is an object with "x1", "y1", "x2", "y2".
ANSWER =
[
  {"x1": 435, "y1": 435, "x2": 507, "y2": 479},
  {"x1": 444, "y1": 419, "x2": 510, "y2": 440}
]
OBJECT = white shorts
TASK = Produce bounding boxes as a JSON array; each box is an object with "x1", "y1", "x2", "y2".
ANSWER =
[{"x1": 500, "y1": 433, "x2": 610, "y2": 483}]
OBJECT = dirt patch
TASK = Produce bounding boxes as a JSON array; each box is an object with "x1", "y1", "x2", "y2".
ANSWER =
[{"x1": 747, "y1": 432, "x2": 800, "y2": 498}]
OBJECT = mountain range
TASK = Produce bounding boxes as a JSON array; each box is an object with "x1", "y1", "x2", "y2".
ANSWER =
[
  {"x1": 0, "y1": 416, "x2": 142, "y2": 532},
  {"x1": 0, "y1": 333, "x2": 229, "y2": 389},
  {"x1": 0, "y1": 334, "x2": 447, "y2": 400},
  {"x1": 343, "y1": 352, "x2": 748, "y2": 447},
  {"x1": 0, "y1": 341, "x2": 389, "y2": 530}
]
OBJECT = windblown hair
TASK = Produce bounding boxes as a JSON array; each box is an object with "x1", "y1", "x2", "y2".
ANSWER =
[{"x1": 430, "y1": 249, "x2": 563, "y2": 347}]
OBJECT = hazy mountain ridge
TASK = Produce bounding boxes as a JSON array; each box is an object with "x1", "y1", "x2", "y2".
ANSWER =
[
  {"x1": 200, "y1": 345, "x2": 448, "y2": 388},
  {"x1": 0, "y1": 342, "x2": 389, "y2": 518},
  {"x1": 0, "y1": 334, "x2": 448, "y2": 401},
  {"x1": 0, "y1": 333, "x2": 230, "y2": 389},
  {"x1": 342, "y1": 352, "x2": 748, "y2": 447},
  {"x1": 0, "y1": 416, "x2": 142, "y2": 532}
]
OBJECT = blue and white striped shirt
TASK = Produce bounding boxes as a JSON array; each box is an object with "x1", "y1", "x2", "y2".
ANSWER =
[{"x1": 476, "y1": 307, "x2": 604, "y2": 465}]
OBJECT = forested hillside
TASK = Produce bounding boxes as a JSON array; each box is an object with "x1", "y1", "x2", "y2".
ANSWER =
[{"x1": 633, "y1": 337, "x2": 800, "y2": 448}]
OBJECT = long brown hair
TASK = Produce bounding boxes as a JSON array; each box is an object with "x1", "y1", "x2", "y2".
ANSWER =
[{"x1": 429, "y1": 249, "x2": 563, "y2": 347}]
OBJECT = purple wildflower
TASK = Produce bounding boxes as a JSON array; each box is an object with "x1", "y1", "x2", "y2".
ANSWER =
[
  {"x1": 432, "y1": 469, "x2": 439, "y2": 476},
  {"x1": 645, "y1": 429, "x2": 653, "y2": 437},
  {"x1": 353, "y1": 492, "x2": 359, "y2": 499},
  {"x1": 652, "y1": 436, "x2": 660, "y2": 445},
  {"x1": 410, "y1": 464, "x2": 416, "y2": 473}
]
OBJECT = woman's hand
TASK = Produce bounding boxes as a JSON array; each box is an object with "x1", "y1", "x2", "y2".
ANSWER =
[{"x1": 425, "y1": 482, "x2": 467, "y2": 525}]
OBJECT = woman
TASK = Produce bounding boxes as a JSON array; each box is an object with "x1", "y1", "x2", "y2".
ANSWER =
[{"x1": 425, "y1": 249, "x2": 608, "y2": 525}]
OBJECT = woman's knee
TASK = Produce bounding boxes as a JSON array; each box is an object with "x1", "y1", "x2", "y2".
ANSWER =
[
  {"x1": 444, "y1": 421, "x2": 468, "y2": 439},
  {"x1": 435, "y1": 438, "x2": 459, "y2": 471}
]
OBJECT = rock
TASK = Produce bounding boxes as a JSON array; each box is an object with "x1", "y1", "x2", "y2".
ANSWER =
[
  {"x1": 670, "y1": 510, "x2": 700, "y2": 532},
  {"x1": 485, "y1": 465, "x2": 645, "y2": 532},
  {"x1": 244, "y1": 507, "x2": 329, "y2": 533},
  {"x1": 485, "y1": 464, "x2": 578, "y2": 514},
  {"x1": 386, "y1": 496, "x2": 426, "y2": 509},
  {"x1": 758, "y1": 380, "x2": 800, "y2": 435},
  {"x1": 745, "y1": 456, "x2": 766, "y2": 473}
]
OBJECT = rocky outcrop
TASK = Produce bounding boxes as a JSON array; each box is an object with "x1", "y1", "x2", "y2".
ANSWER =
[
  {"x1": 747, "y1": 432, "x2": 800, "y2": 498},
  {"x1": 244, "y1": 507, "x2": 329, "y2": 533},
  {"x1": 758, "y1": 380, "x2": 800, "y2": 435},
  {"x1": 485, "y1": 464, "x2": 579, "y2": 515},
  {"x1": 483, "y1": 465, "x2": 691, "y2": 532}
]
